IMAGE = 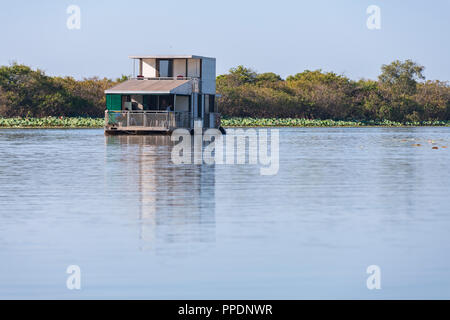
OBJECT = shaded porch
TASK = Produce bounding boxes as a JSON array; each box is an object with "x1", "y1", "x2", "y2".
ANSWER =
[
  {"x1": 105, "y1": 110, "x2": 193, "y2": 132},
  {"x1": 105, "y1": 110, "x2": 221, "y2": 133}
]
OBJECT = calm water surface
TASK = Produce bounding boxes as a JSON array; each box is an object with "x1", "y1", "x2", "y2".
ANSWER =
[{"x1": 0, "y1": 127, "x2": 449, "y2": 299}]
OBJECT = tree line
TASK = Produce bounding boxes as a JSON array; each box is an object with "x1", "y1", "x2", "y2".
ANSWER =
[
  {"x1": 0, "y1": 60, "x2": 449, "y2": 122},
  {"x1": 217, "y1": 60, "x2": 449, "y2": 122},
  {"x1": 0, "y1": 64, "x2": 119, "y2": 118}
]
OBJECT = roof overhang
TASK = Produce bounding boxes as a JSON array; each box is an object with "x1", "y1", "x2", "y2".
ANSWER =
[
  {"x1": 105, "y1": 79, "x2": 193, "y2": 95},
  {"x1": 105, "y1": 91, "x2": 174, "y2": 95},
  {"x1": 128, "y1": 55, "x2": 214, "y2": 60}
]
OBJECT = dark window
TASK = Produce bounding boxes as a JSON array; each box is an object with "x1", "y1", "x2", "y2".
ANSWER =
[
  {"x1": 143, "y1": 95, "x2": 158, "y2": 110},
  {"x1": 143, "y1": 96, "x2": 150, "y2": 110},
  {"x1": 209, "y1": 95, "x2": 215, "y2": 113},
  {"x1": 197, "y1": 94, "x2": 203, "y2": 118},
  {"x1": 158, "y1": 95, "x2": 174, "y2": 111},
  {"x1": 188, "y1": 95, "x2": 192, "y2": 113}
]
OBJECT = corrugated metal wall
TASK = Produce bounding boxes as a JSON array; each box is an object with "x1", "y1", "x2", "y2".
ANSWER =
[{"x1": 106, "y1": 94, "x2": 122, "y2": 111}]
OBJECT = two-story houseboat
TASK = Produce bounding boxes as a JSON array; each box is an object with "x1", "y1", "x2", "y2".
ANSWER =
[{"x1": 104, "y1": 55, "x2": 223, "y2": 135}]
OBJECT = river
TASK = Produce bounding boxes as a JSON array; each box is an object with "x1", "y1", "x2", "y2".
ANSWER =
[{"x1": 0, "y1": 127, "x2": 449, "y2": 299}]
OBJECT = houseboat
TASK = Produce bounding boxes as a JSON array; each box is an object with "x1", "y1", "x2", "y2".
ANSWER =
[{"x1": 104, "y1": 55, "x2": 223, "y2": 135}]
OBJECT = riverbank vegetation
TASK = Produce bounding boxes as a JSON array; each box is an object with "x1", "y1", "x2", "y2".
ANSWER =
[
  {"x1": 221, "y1": 118, "x2": 450, "y2": 128},
  {"x1": 0, "y1": 117, "x2": 104, "y2": 128},
  {"x1": 0, "y1": 64, "x2": 120, "y2": 118},
  {"x1": 0, "y1": 60, "x2": 449, "y2": 127},
  {"x1": 1, "y1": 116, "x2": 449, "y2": 129},
  {"x1": 217, "y1": 60, "x2": 449, "y2": 123}
]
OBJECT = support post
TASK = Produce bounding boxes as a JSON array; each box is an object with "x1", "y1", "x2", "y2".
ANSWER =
[
  {"x1": 199, "y1": 94, "x2": 204, "y2": 128},
  {"x1": 191, "y1": 94, "x2": 194, "y2": 129},
  {"x1": 174, "y1": 94, "x2": 177, "y2": 112}
]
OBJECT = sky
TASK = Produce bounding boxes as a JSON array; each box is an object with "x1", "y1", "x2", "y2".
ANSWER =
[{"x1": 0, "y1": 0, "x2": 449, "y2": 81}]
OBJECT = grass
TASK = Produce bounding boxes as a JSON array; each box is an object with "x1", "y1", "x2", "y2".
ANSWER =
[{"x1": 1, "y1": 116, "x2": 449, "y2": 129}]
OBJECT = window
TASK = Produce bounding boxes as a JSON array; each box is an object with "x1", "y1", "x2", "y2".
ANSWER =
[
  {"x1": 197, "y1": 94, "x2": 203, "y2": 118},
  {"x1": 157, "y1": 59, "x2": 173, "y2": 78},
  {"x1": 209, "y1": 95, "x2": 215, "y2": 113}
]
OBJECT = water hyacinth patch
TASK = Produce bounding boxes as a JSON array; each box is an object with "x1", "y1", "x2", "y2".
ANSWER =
[
  {"x1": 1, "y1": 117, "x2": 449, "y2": 129},
  {"x1": 221, "y1": 118, "x2": 450, "y2": 128},
  {"x1": 0, "y1": 117, "x2": 105, "y2": 128}
]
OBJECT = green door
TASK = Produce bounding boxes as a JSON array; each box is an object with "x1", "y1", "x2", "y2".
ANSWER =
[{"x1": 106, "y1": 94, "x2": 122, "y2": 111}]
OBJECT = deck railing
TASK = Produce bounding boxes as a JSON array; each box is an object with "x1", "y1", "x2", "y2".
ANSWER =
[
  {"x1": 105, "y1": 111, "x2": 221, "y2": 131},
  {"x1": 105, "y1": 111, "x2": 193, "y2": 131}
]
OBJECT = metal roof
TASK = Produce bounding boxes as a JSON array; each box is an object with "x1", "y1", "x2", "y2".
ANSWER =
[
  {"x1": 105, "y1": 79, "x2": 192, "y2": 95},
  {"x1": 128, "y1": 55, "x2": 215, "y2": 60}
]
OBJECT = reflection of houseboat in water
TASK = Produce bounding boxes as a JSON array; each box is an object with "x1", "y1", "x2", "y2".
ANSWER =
[
  {"x1": 105, "y1": 135, "x2": 216, "y2": 253},
  {"x1": 104, "y1": 55, "x2": 225, "y2": 135}
]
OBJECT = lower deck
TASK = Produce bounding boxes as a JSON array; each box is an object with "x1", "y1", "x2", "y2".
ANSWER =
[{"x1": 105, "y1": 110, "x2": 221, "y2": 135}]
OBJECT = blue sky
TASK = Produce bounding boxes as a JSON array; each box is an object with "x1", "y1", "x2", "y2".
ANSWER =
[{"x1": 0, "y1": 0, "x2": 449, "y2": 81}]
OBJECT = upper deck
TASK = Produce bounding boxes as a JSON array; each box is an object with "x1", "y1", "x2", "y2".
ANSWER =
[{"x1": 129, "y1": 55, "x2": 216, "y2": 95}]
